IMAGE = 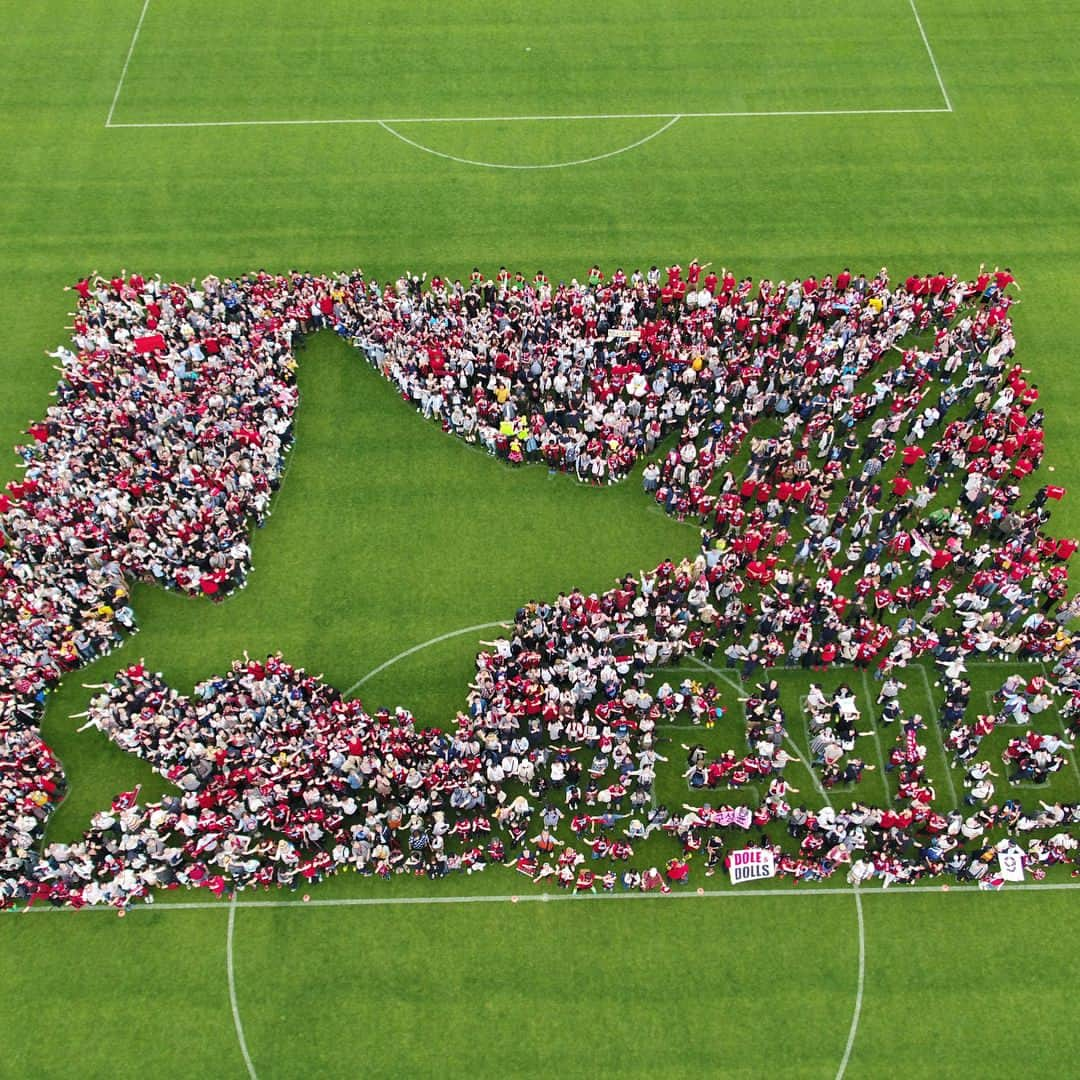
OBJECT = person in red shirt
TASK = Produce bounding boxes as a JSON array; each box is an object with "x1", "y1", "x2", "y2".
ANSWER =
[
  {"x1": 66, "y1": 275, "x2": 95, "y2": 301},
  {"x1": 665, "y1": 857, "x2": 690, "y2": 884},
  {"x1": 994, "y1": 266, "x2": 1018, "y2": 292},
  {"x1": 574, "y1": 868, "x2": 596, "y2": 892},
  {"x1": 900, "y1": 445, "x2": 926, "y2": 473},
  {"x1": 972, "y1": 265, "x2": 992, "y2": 298}
]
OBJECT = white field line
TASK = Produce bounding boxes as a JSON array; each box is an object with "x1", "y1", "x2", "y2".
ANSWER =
[
  {"x1": 914, "y1": 664, "x2": 960, "y2": 806},
  {"x1": 687, "y1": 657, "x2": 828, "y2": 805},
  {"x1": 226, "y1": 897, "x2": 258, "y2": 1080},
  {"x1": 685, "y1": 655, "x2": 863, "y2": 1077},
  {"x1": 344, "y1": 620, "x2": 505, "y2": 696},
  {"x1": 859, "y1": 670, "x2": 892, "y2": 801},
  {"x1": 908, "y1": 0, "x2": 954, "y2": 112},
  {"x1": 656, "y1": 667, "x2": 722, "y2": 676},
  {"x1": 686, "y1": 655, "x2": 743, "y2": 696},
  {"x1": 965, "y1": 659, "x2": 1042, "y2": 666},
  {"x1": 16, "y1": 880, "x2": 1080, "y2": 915},
  {"x1": 1036, "y1": 660, "x2": 1080, "y2": 786},
  {"x1": 1042, "y1": 712, "x2": 1080, "y2": 787},
  {"x1": 377, "y1": 115, "x2": 683, "y2": 171},
  {"x1": 835, "y1": 888, "x2": 866, "y2": 1080},
  {"x1": 789, "y1": 732, "x2": 832, "y2": 804},
  {"x1": 981, "y1": 684, "x2": 1080, "y2": 787},
  {"x1": 1061, "y1": 728, "x2": 1080, "y2": 786},
  {"x1": 794, "y1": 694, "x2": 835, "y2": 802},
  {"x1": 686, "y1": 781, "x2": 761, "y2": 802},
  {"x1": 106, "y1": 0, "x2": 152, "y2": 127},
  {"x1": 105, "y1": 107, "x2": 953, "y2": 130}
]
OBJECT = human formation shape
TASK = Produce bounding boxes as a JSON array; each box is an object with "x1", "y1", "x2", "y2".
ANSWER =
[{"x1": 2, "y1": 262, "x2": 1079, "y2": 908}]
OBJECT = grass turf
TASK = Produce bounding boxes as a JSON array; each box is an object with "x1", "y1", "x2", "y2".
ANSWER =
[{"x1": 1, "y1": 0, "x2": 1079, "y2": 1076}]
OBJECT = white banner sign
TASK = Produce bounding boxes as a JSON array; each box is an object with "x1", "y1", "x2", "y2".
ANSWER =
[
  {"x1": 997, "y1": 849, "x2": 1025, "y2": 882},
  {"x1": 728, "y1": 847, "x2": 776, "y2": 885},
  {"x1": 715, "y1": 806, "x2": 754, "y2": 829}
]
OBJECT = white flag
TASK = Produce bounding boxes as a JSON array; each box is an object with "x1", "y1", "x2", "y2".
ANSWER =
[{"x1": 997, "y1": 849, "x2": 1025, "y2": 882}]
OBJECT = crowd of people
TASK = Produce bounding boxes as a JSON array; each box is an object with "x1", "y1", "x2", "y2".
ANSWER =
[
  {"x1": 2, "y1": 261, "x2": 1080, "y2": 908},
  {"x1": 804, "y1": 683, "x2": 877, "y2": 788}
]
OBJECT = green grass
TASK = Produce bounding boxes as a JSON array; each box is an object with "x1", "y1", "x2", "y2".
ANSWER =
[
  {"x1": 108, "y1": 0, "x2": 946, "y2": 124},
  {"x1": 2, "y1": 0, "x2": 1080, "y2": 1076},
  {"x1": 41, "y1": 331, "x2": 695, "y2": 840}
]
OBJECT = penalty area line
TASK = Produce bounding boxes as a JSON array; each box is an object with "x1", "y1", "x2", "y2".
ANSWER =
[
  {"x1": 908, "y1": 0, "x2": 954, "y2": 112},
  {"x1": 104, "y1": 107, "x2": 953, "y2": 131},
  {"x1": 106, "y1": 0, "x2": 153, "y2": 128}
]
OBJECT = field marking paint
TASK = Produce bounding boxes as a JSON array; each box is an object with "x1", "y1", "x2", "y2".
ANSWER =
[
  {"x1": 1061, "y1": 725, "x2": 1080, "y2": 786},
  {"x1": 769, "y1": 679, "x2": 867, "y2": 1080},
  {"x1": 95, "y1": 629, "x2": 1026, "y2": 1080},
  {"x1": 686, "y1": 781, "x2": 761, "y2": 803},
  {"x1": 1033, "y1": 660, "x2": 1080, "y2": 786},
  {"x1": 687, "y1": 657, "x2": 831, "y2": 803},
  {"x1": 684, "y1": 657, "x2": 868, "y2": 1076},
  {"x1": 773, "y1": 687, "x2": 865, "y2": 1080},
  {"x1": 105, "y1": 107, "x2": 953, "y2": 131},
  {"x1": 965, "y1": 659, "x2": 1040, "y2": 667},
  {"x1": 227, "y1": 897, "x2": 258, "y2": 1080},
  {"x1": 793, "y1": 739, "x2": 832, "y2": 803},
  {"x1": 346, "y1": 638, "x2": 867, "y2": 1080},
  {"x1": 859, "y1": 670, "x2": 892, "y2": 801},
  {"x1": 377, "y1": 115, "x2": 682, "y2": 171},
  {"x1": 792, "y1": 692, "x2": 836, "y2": 803},
  {"x1": 104, "y1": 0, "x2": 954, "y2": 183},
  {"x1": 908, "y1": 0, "x2": 953, "y2": 112},
  {"x1": 656, "y1": 667, "x2": 724, "y2": 677},
  {"x1": 976, "y1": 680, "x2": 1067, "y2": 788},
  {"x1": 13, "y1": 879, "x2": 1080, "y2": 915},
  {"x1": 344, "y1": 620, "x2": 506, "y2": 696},
  {"x1": 835, "y1": 888, "x2": 866, "y2": 1080},
  {"x1": 686, "y1": 655, "x2": 743, "y2": 696},
  {"x1": 914, "y1": 664, "x2": 960, "y2": 807},
  {"x1": 106, "y1": 0, "x2": 152, "y2": 127}
]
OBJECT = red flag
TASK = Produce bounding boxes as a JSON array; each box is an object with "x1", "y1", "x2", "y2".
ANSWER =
[{"x1": 134, "y1": 333, "x2": 166, "y2": 354}]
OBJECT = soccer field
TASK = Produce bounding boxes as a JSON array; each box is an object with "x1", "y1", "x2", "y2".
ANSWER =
[{"x1": 2, "y1": 1, "x2": 1080, "y2": 1077}]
